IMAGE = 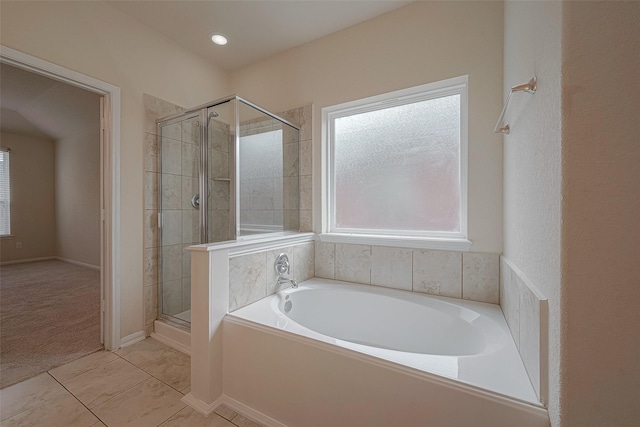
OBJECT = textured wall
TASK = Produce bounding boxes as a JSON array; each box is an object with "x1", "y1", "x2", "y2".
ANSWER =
[
  {"x1": 561, "y1": 2, "x2": 640, "y2": 425},
  {"x1": 502, "y1": 1, "x2": 562, "y2": 424}
]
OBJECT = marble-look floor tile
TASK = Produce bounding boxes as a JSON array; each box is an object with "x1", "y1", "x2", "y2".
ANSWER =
[
  {"x1": 232, "y1": 414, "x2": 264, "y2": 427},
  {"x1": 159, "y1": 407, "x2": 235, "y2": 427},
  {"x1": 49, "y1": 351, "x2": 119, "y2": 383},
  {"x1": 90, "y1": 422, "x2": 107, "y2": 427},
  {"x1": 116, "y1": 338, "x2": 179, "y2": 369},
  {"x1": 180, "y1": 385, "x2": 191, "y2": 395},
  {"x1": 214, "y1": 404, "x2": 238, "y2": 421},
  {"x1": 91, "y1": 377, "x2": 185, "y2": 427},
  {"x1": 0, "y1": 392, "x2": 98, "y2": 427},
  {"x1": 62, "y1": 358, "x2": 150, "y2": 408},
  {"x1": 142, "y1": 350, "x2": 191, "y2": 391},
  {"x1": 0, "y1": 373, "x2": 67, "y2": 421}
]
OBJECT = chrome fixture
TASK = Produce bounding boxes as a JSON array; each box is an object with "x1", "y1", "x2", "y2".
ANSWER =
[
  {"x1": 274, "y1": 253, "x2": 298, "y2": 288},
  {"x1": 190, "y1": 194, "x2": 200, "y2": 209},
  {"x1": 494, "y1": 76, "x2": 537, "y2": 135}
]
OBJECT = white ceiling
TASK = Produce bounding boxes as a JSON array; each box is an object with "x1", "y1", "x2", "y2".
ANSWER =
[
  {"x1": 107, "y1": 0, "x2": 414, "y2": 71},
  {"x1": 0, "y1": 63, "x2": 100, "y2": 141}
]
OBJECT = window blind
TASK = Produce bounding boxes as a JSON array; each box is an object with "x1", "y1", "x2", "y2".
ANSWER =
[{"x1": 0, "y1": 149, "x2": 10, "y2": 236}]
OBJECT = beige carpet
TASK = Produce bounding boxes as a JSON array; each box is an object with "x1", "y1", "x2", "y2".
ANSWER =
[{"x1": 0, "y1": 260, "x2": 102, "y2": 388}]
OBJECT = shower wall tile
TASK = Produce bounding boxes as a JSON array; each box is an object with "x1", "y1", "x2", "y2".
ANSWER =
[
  {"x1": 181, "y1": 118, "x2": 199, "y2": 144},
  {"x1": 300, "y1": 139, "x2": 312, "y2": 176},
  {"x1": 210, "y1": 149, "x2": 229, "y2": 179},
  {"x1": 144, "y1": 285, "x2": 157, "y2": 328},
  {"x1": 144, "y1": 172, "x2": 158, "y2": 210},
  {"x1": 299, "y1": 175, "x2": 312, "y2": 211},
  {"x1": 315, "y1": 241, "x2": 335, "y2": 279},
  {"x1": 412, "y1": 249, "x2": 462, "y2": 298},
  {"x1": 161, "y1": 138, "x2": 182, "y2": 175},
  {"x1": 181, "y1": 245, "x2": 191, "y2": 279},
  {"x1": 335, "y1": 243, "x2": 371, "y2": 284},
  {"x1": 283, "y1": 125, "x2": 299, "y2": 145},
  {"x1": 162, "y1": 245, "x2": 182, "y2": 282},
  {"x1": 144, "y1": 210, "x2": 158, "y2": 249},
  {"x1": 462, "y1": 253, "x2": 499, "y2": 304},
  {"x1": 266, "y1": 246, "x2": 295, "y2": 295},
  {"x1": 283, "y1": 143, "x2": 299, "y2": 177},
  {"x1": 209, "y1": 210, "x2": 230, "y2": 242},
  {"x1": 162, "y1": 279, "x2": 182, "y2": 316},
  {"x1": 299, "y1": 210, "x2": 312, "y2": 232},
  {"x1": 283, "y1": 177, "x2": 299, "y2": 210},
  {"x1": 211, "y1": 181, "x2": 230, "y2": 211},
  {"x1": 143, "y1": 94, "x2": 184, "y2": 135},
  {"x1": 144, "y1": 248, "x2": 159, "y2": 287},
  {"x1": 300, "y1": 105, "x2": 312, "y2": 141},
  {"x1": 161, "y1": 174, "x2": 181, "y2": 210},
  {"x1": 280, "y1": 107, "x2": 300, "y2": 128},
  {"x1": 210, "y1": 127, "x2": 229, "y2": 153},
  {"x1": 144, "y1": 133, "x2": 159, "y2": 172},
  {"x1": 181, "y1": 177, "x2": 198, "y2": 210},
  {"x1": 181, "y1": 277, "x2": 191, "y2": 313},
  {"x1": 181, "y1": 210, "x2": 195, "y2": 244},
  {"x1": 161, "y1": 210, "x2": 182, "y2": 246},
  {"x1": 293, "y1": 242, "x2": 315, "y2": 282},
  {"x1": 371, "y1": 246, "x2": 413, "y2": 291},
  {"x1": 181, "y1": 143, "x2": 199, "y2": 178},
  {"x1": 284, "y1": 210, "x2": 300, "y2": 232},
  {"x1": 229, "y1": 252, "x2": 267, "y2": 311}
]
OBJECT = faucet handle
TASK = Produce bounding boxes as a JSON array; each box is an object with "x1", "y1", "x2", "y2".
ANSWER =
[{"x1": 274, "y1": 253, "x2": 290, "y2": 276}]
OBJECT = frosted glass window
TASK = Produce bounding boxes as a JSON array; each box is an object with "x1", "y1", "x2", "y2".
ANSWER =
[
  {"x1": 326, "y1": 77, "x2": 467, "y2": 238},
  {"x1": 0, "y1": 150, "x2": 10, "y2": 236}
]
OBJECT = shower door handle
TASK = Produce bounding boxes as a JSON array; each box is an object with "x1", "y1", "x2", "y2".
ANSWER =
[{"x1": 191, "y1": 194, "x2": 200, "y2": 209}]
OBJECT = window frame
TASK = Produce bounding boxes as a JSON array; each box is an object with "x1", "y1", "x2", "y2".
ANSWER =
[
  {"x1": 321, "y1": 76, "x2": 470, "y2": 251},
  {"x1": 0, "y1": 148, "x2": 11, "y2": 238}
]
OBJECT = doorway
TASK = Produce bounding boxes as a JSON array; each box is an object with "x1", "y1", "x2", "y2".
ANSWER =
[{"x1": 0, "y1": 46, "x2": 120, "y2": 386}]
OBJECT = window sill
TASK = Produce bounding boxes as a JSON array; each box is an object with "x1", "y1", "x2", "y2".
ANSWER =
[
  {"x1": 0, "y1": 235, "x2": 13, "y2": 240},
  {"x1": 318, "y1": 233, "x2": 472, "y2": 252}
]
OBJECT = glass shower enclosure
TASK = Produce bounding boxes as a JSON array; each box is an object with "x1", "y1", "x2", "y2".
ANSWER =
[{"x1": 156, "y1": 96, "x2": 300, "y2": 327}]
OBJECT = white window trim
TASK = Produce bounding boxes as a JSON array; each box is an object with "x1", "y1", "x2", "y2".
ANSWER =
[{"x1": 321, "y1": 75, "x2": 470, "y2": 252}]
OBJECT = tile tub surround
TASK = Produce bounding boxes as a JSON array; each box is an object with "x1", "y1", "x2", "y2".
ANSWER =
[
  {"x1": 315, "y1": 240, "x2": 500, "y2": 304},
  {"x1": 228, "y1": 241, "x2": 315, "y2": 311},
  {"x1": 500, "y1": 256, "x2": 549, "y2": 404}
]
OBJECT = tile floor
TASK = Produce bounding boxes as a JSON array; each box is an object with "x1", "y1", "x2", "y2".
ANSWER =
[{"x1": 0, "y1": 338, "x2": 264, "y2": 427}]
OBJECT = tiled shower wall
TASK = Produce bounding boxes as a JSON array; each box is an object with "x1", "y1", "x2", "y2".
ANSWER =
[
  {"x1": 143, "y1": 95, "x2": 313, "y2": 334},
  {"x1": 500, "y1": 256, "x2": 548, "y2": 403},
  {"x1": 315, "y1": 241, "x2": 500, "y2": 304},
  {"x1": 144, "y1": 94, "x2": 185, "y2": 336}
]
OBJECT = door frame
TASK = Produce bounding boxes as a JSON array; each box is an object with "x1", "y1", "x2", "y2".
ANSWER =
[{"x1": 1, "y1": 45, "x2": 121, "y2": 350}]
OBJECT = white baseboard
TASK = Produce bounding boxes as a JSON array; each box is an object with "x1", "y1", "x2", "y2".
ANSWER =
[
  {"x1": 56, "y1": 257, "x2": 100, "y2": 271},
  {"x1": 119, "y1": 330, "x2": 146, "y2": 348},
  {"x1": 151, "y1": 320, "x2": 190, "y2": 355},
  {"x1": 0, "y1": 256, "x2": 99, "y2": 271},
  {"x1": 181, "y1": 393, "x2": 224, "y2": 417},
  {"x1": 0, "y1": 256, "x2": 56, "y2": 266},
  {"x1": 222, "y1": 395, "x2": 288, "y2": 427}
]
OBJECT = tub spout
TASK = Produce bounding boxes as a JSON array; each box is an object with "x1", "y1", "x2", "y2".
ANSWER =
[{"x1": 278, "y1": 276, "x2": 298, "y2": 289}]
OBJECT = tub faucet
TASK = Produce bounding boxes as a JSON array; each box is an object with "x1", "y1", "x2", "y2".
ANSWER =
[
  {"x1": 277, "y1": 276, "x2": 298, "y2": 289},
  {"x1": 274, "y1": 253, "x2": 298, "y2": 289}
]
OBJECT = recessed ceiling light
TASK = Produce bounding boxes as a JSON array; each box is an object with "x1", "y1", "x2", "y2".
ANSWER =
[{"x1": 210, "y1": 34, "x2": 228, "y2": 46}]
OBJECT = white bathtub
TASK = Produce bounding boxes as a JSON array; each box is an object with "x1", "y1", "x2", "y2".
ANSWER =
[
  {"x1": 229, "y1": 278, "x2": 540, "y2": 406},
  {"x1": 223, "y1": 278, "x2": 550, "y2": 426}
]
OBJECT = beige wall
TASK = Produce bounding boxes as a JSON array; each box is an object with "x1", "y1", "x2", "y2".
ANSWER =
[
  {"x1": 231, "y1": 1, "x2": 505, "y2": 253},
  {"x1": 503, "y1": 1, "x2": 562, "y2": 423},
  {"x1": 55, "y1": 126, "x2": 101, "y2": 268},
  {"x1": 0, "y1": 0, "x2": 232, "y2": 338},
  {"x1": 0, "y1": 132, "x2": 56, "y2": 261},
  {"x1": 561, "y1": 2, "x2": 640, "y2": 425}
]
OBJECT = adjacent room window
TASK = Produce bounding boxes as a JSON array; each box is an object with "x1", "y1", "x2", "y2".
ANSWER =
[
  {"x1": 323, "y1": 76, "x2": 468, "y2": 246},
  {"x1": 0, "y1": 149, "x2": 10, "y2": 236}
]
